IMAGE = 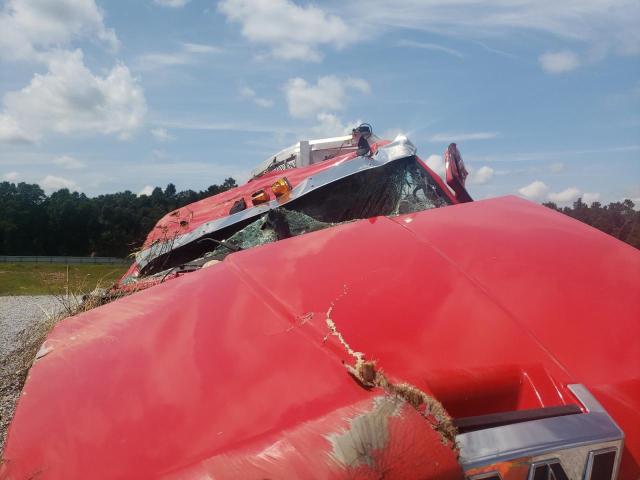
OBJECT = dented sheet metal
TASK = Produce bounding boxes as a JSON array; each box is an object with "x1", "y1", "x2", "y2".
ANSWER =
[
  {"x1": 1, "y1": 216, "x2": 467, "y2": 478},
  {"x1": 134, "y1": 136, "x2": 417, "y2": 271},
  {"x1": 3, "y1": 197, "x2": 640, "y2": 479},
  {"x1": 132, "y1": 152, "x2": 451, "y2": 280},
  {"x1": 161, "y1": 396, "x2": 461, "y2": 479}
]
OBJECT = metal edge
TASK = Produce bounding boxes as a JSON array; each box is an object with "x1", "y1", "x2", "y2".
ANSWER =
[
  {"x1": 457, "y1": 384, "x2": 624, "y2": 470},
  {"x1": 569, "y1": 383, "x2": 624, "y2": 480}
]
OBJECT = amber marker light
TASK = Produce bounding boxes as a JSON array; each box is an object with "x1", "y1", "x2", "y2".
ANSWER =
[
  {"x1": 251, "y1": 189, "x2": 270, "y2": 205},
  {"x1": 271, "y1": 177, "x2": 292, "y2": 198}
]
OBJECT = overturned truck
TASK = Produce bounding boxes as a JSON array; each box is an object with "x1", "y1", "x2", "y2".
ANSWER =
[{"x1": 2, "y1": 126, "x2": 639, "y2": 479}]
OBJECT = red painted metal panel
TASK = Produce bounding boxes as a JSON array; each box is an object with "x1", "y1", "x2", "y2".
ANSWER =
[{"x1": 2, "y1": 196, "x2": 638, "y2": 479}]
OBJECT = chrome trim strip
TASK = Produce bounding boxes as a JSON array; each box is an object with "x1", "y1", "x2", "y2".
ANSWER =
[
  {"x1": 457, "y1": 384, "x2": 624, "y2": 471},
  {"x1": 134, "y1": 136, "x2": 417, "y2": 270}
]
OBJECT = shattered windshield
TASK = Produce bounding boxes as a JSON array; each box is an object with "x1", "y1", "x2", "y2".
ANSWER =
[{"x1": 141, "y1": 157, "x2": 451, "y2": 279}]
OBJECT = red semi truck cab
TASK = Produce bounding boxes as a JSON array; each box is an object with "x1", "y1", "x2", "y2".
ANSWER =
[{"x1": 1, "y1": 127, "x2": 638, "y2": 479}]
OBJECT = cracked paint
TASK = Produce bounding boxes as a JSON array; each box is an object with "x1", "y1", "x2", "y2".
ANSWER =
[{"x1": 324, "y1": 296, "x2": 458, "y2": 448}]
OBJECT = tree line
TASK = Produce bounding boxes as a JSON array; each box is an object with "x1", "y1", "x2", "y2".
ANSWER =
[
  {"x1": 0, "y1": 179, "x2": 236, "y2": 258},
  {"x1": 543, "y1": 198, "x2": 640, "y2": 249},
  {"x1": 0, "y1": 180, "x2": 638, "y2": 258}
]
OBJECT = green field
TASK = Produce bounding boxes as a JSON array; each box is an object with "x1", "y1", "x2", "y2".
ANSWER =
[{"x1": 0, "y1": 263, "x2": 129, "y2": 296}]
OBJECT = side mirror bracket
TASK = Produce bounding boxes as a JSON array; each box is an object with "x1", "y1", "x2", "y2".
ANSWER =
[{"x1": 445, "y1": 143, "x2": 473, "y2": 203}]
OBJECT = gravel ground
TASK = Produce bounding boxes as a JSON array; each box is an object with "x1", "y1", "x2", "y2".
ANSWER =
[
  {"x1": 0, "y1": 295, "x2": 64, "y2": 452},
  {"x1": 0, "y1": 296, "x2": 61, "y2": 359}
]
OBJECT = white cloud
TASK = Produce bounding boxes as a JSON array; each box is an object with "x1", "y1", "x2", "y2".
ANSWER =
[
  {"x1": 214, "y1": 0, "x2": 640, "y2": 67},
  {"x1": 152, "y1": 149, "x2": 169, "y2": 160},
  {"x1": 0, "y1": 0, "x2": 144, "y2": 144},
  {"x1": 348, "y1": 1, "x2": 640, "y2": 61},
  {"x1": 40, "y1": 174, "x2": 77, "y2": 192},
  {"x1": 239, "y1": 86, "x2": 255, "y2": 97},
  {"x1": 135, "y1": 42, "x2": 221, "y2": 70},
  {"x1": 465, "y1": 145, "x2": 640, "y2": 163},
  {"x1": 380, "y1": 128, "x2": 405, "y2": 140},
  {"x1": 606, "y1": 81, "x2": 640, "y2": 107},
  {"x1": 539, "y1": 50, "x2": 581, "y2": 74},
  {"x1": 254, "y1": 98, "x2": 274, "y2": 108},
  {"x1": 214, "y1": 0, "x2": 640, "y2": 70},
  {"x1": 309, "y1": 113, "x2": 361, "y2": 138},
  {"x1": 135, "y1": 52, "x2": 195, "y2": 69},
  {"x1": 151, "y1": 128, "x2": 174, "y2": 142},
  {"x1": 0, "y1": 113, "x2": 36, "y2": 143},
  {"x1": 153, "y1": 0, "x2": 190, "y2": 7},
  {"x1": 284, "y1": 76, "x2": 370, "y2": 119},
  {"x1": 518, "y1": 183, "x2": 597, "y2": 205},
  {"x1": 623, "y1": 185, "x2": 640, "y2": 205},
  {"x1": 582, "y1": 192, "x2": 601, "y2": 204},
  {"x1": 1, "y1": 50, "x2": 146, "y2": 142},
  {"x1": 428, "y1": 132, "x2": 499, "y2": 142},
  {"x1": 548, "y1": 186, "x2": 581, "y2": 203},
  {"x1": 53, "y1": 155, "x2": 85, "y2": 169},
  {"x1": 153, "y1": 119, "x2": 292, "y2": 135},
  {"x1": 0, "y1": 0, "x2": 118, "y2": 61},
  {"x1": 396, "y1": 39, "x2": 463, "y2": 58},
  {"x1": 425, "y1": 154, "x2": 445, "y2": 177},
  {"x1": 239, "y1": 86, "x2": 274, "y2": 108},
  {"x1": 519, "y1": 180, "x2": 549, "y2": 200},
  {"x1": 218, "y1": 0, "x2": 356, "y2": 61},
  {"x1": 469, "y1": 165, "x2": 495, "y2": 185},
  {"x1": 426, "y1": 162, "x2": 494, "y2": 185},
  {"x1": 474, "y1": 40, "x2": 518, "y2": 59},
  {"x1": 138, "y1": 185, "x2": 154, "y2": 196},
  {"x1": 181, "y1": 42, "x2": 220, "y2": 54},
  {"x1": 549, "y1": 162, "x2": 565, "y2": 173},
  {"x1": 2, "y1": 171, "x2": 19, "y2": 182}
]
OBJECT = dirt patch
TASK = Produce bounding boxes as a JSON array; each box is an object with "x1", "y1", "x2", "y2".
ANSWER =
[{"x1": 41, "y1": 272, "x2": 66, "y2": 283}]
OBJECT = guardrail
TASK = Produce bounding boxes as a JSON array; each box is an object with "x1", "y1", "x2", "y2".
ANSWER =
[{"x1": 0, "y1": 256, "x2": 130, "y2": 265}]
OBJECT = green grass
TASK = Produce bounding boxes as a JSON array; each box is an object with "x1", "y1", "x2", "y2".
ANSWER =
[{"x1": 0, "y1": 262, "x2": 129, "y2": 296}]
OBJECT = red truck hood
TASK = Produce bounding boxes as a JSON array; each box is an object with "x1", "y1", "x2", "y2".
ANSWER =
[{"x1": 2, "y1": 196, "x2": 639, "y2": 479}]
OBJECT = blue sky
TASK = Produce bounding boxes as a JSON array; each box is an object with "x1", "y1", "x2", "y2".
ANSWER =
[{"x1": 0, "y1": 0, "x2": 638, "y2": 205}]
